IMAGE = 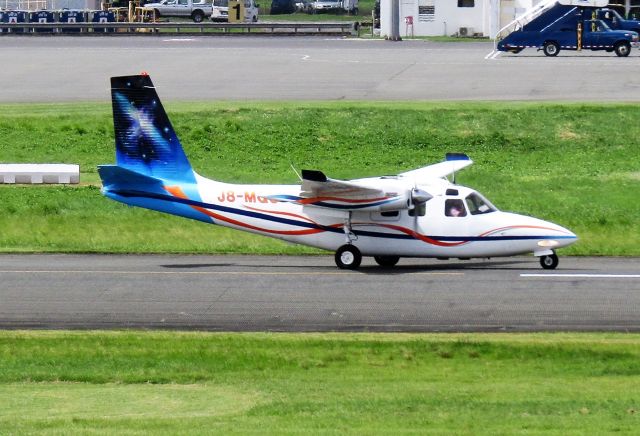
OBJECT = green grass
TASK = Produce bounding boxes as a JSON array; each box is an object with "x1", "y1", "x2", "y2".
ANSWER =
[
  {"x1": 0, "y1": 101, "x2": 638, "y2": 254},
  {"x1": 1, "y1": 331, "x2": 640, "y2": 433}
]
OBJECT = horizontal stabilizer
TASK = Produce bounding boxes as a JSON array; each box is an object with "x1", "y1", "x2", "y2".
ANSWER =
[{"x1": 98, "y1": 164, "x2": 164, "y2": 192}]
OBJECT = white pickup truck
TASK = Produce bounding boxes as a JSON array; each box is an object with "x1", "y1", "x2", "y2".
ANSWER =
[
  {"x1": 145, "y1": 0, "x2": 213, "y2": 23},
  {"x1": 211, "y1": 0, "x2": 259, "y2": 22}
]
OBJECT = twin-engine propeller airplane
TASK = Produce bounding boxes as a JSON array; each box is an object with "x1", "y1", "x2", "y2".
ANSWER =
[{"x1": 98, "y1": 74, "x2": 577, "y2": 270}]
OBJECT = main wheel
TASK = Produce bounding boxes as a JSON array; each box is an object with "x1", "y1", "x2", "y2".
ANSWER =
[
  {"x1": 335, "y1": 245, "x2": 362, "y2": 270},
  {"x1": 539, "y1": 253, "x2": 559, "y2": 270},
  {"x1": 192, "y1": 10, "x2": 204, "y2": 23},
  {"x1": 543, "y1": 41, "x2": 559, "y2": 57},
  {"x1": 615, "y1": 41, "x2": 631, "y2": 57},
  {"x1": 374, "y1": 255, "x2": 400, "y2": 268}
]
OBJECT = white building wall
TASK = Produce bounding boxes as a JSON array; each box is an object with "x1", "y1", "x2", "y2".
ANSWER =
[{"x1": 381, "y1": 0, "x2": 540, "y2": 39}]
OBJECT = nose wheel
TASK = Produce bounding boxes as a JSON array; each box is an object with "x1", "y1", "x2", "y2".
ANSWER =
[{"x1": 539, "y1": 252, "x2": 559, "y2": 270}]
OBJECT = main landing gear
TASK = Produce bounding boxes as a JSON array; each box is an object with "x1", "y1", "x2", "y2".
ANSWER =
[
  {"x1": 335, "y1": 244, "x2": 362, "y2": 269},
  {"x1": 539, "y1": 251, "x2": 559, "y2": 270},
  {"x1": 335, "y1": 245, "x2": 402, "y2": 269}
]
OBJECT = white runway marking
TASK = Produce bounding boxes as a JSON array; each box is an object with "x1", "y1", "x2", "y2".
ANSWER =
[
  {"x1": 301, "y1": 55, "x2": 310, "y2": 60},
  {"x1": 0, "y1": 270, "x2": 464, "y2": 276},
  {"x1": 484, "y1": 50, "x2": 500, "y2": 60},
  {"x1": 163, "y1": 38, "x2": 195, "y2": 42},
  {"x1": 521, "y1": 274, "x2": 640, "y2": 278}
]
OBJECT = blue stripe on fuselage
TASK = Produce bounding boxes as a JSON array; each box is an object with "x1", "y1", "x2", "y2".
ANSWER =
[{"x1": 110, "y1": 189, "x2": 576, "y2": 243}]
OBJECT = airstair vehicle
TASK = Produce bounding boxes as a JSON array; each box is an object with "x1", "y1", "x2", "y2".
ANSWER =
[{"x1": 494, "y1": 0, "x2": 639, "y2": 56}]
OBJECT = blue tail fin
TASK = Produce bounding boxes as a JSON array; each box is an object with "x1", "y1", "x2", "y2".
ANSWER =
[
  {"x1": 99, "y1": 75, "x2": 209, "y2": 224},
  {"x1": 111, "y1": 74, "x2": 195, "y2": 184}
]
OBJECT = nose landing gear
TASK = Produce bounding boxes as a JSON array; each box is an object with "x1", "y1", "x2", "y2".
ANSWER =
[{"x1": 539, "y1": 251, "x2": 559, "y2": 270}]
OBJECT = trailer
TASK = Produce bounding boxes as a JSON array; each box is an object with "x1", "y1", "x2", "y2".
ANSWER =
[{"x1": 496, "y1": 0, "x2": 639, "y2": 57}]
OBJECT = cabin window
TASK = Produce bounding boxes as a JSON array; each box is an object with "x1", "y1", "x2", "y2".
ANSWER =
[
  {"x1": 457, "y1": 0, "x2": 474, "y2": 7},
  {"x1": 445, "y1": 199, "x2": 467, "y2": 217},
  {"x1": 465, "y1": 193, "x2": 496, "y2": 215}
]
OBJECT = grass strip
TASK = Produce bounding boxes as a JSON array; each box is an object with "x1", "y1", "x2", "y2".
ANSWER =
[
  {"x1": 0, "y1": 101, "x2": 638, "y2": 254},
  {"x1": 0, "y1": 331, "x2": 639, "y2": 433}
]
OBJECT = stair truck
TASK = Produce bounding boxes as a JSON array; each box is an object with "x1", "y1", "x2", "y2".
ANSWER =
[{"x1": 496, "y1": 0, "x2": 639, "y2": 57}]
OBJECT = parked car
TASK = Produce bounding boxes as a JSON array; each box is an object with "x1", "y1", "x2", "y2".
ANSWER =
[
  {"x1": 145, "y1": 0, "x2": 213, "y2": 22},
  {"x1": 270, "y1": 0, "x2": 295, "y2": 14},
  {"x1": 308, "y1": 0, "x2": 357, "y2": 14}
]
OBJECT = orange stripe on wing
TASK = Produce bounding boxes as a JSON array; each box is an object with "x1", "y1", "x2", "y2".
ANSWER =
[{"x1": 298, "y1": 196, "x2": 391, "y2": 205}]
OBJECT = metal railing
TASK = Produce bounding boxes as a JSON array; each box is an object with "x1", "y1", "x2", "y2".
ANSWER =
[
  {"x1": 1, "y1": 0, "x2": 48, "y2": 9},
  {"x1": 0, "y1": 21, "x2": 358, "y2": 35}
]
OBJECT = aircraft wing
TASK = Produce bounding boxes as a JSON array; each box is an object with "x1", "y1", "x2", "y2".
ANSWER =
[
  {"x1": 277, "y1": 169, "x2": 408, "y2": 212},
  {"x1": 300, "y1": 170, "x2": 384, "y2": 198},
  {"x1": 399, "y1": 153, "x2": 473, "y2": 181}
]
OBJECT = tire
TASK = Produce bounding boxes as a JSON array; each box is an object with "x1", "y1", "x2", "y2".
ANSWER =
[
  {"x1": 539, "y1": 253, "x2": 559, "y2": 270},
  {"x1": 543, "y1": 41, "x2": 559, "y2": 57},
  {"x1": 335, "y1": 245, "x2": 362, "y2": 270},
  {"x1": 252, "y1": 15, "x2": 258, "y2": 22},
  {"x1": 374, "y1": 255, "x2": 400, "y2": 268},
  {"x1": 614, "y1": 41, "x2": 631, "y2": 57},
  {"x1": 192, "y1": 10, "x2": 204, "y2": 23}
]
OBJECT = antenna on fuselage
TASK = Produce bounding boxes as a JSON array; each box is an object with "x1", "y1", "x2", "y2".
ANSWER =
[
  {"x1": 290, "y1": 163, "x2": 302, "y2": 181},
  {"x1": 446, "y1": 152, "x2": 468, "y2": 185}
]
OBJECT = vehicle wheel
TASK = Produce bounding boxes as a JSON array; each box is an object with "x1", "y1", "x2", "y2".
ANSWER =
[
  {"x1": 614, "y1": 41, "x2": 631, "y2": 57},
  {"x1": 335, "y1": 245, "x2": 362, "y2": 270},
  {"x1": 543, "y1": 41, "x2": 559, "y2": 57},
  {"x1": 539, "y1": 253, "x2": 559, "y2": 270},
  {"x1": 374, "y1": 255, "x2": 400, "y2": 267},
  {"x1": 252, "y1": 15, "x2": 258, "y2": 22},
  {"x1": 192, "y1": 10, "x2": 204, "y2": 23}
]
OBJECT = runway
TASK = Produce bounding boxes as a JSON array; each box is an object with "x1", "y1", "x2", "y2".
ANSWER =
[
  {"x1": 1, "y1": 254, "x2": 639, "y2": 331},
  {"x1": 2, "y1": 36, "x2": 640, "y2": 102}
]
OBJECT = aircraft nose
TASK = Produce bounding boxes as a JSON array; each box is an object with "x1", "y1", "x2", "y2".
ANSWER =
[{"x1": 539, "y1": 221, "x2": 578, "y2": 248}]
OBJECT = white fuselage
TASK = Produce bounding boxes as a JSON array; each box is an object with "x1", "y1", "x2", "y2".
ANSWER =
[{"x1": 181, "y1": 173, "x2": 576, "y2": 259}]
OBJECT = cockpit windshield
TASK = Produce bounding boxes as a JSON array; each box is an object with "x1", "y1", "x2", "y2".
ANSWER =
[{"x1": 465, "y1": 192, "x2": 496, "y2": 215}]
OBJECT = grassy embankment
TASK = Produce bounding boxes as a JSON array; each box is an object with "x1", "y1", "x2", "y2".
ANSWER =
[
  {"x1": 0, "y1": 101, "x2": 638, "y2": 254},
  {"x1": 1, "y1": 331, "x2": 640, "y2": 433}
]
